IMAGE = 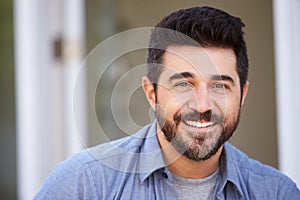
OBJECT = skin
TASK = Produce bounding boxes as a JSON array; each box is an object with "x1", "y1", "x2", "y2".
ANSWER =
[{"x1": 143, "y1": 45, "x2": 249, "y2": 179}]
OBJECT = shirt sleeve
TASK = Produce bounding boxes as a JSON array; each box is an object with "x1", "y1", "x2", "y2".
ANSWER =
[
  {"x1": 33, "y1": 159, "x2": 84, "y2": 200},
  {"x1": 279, "y1": 179, "x2": 300, "y2": 200},
  {"x1": 33, "y1": 153, "x2": 98, "y2": 200}
]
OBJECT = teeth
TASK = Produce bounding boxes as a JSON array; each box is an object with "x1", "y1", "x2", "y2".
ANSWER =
[{"x1": 185, "y1": 121, "x2": 214, "y2": 128}]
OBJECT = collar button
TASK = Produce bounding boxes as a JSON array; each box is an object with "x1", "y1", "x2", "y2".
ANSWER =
[{"x1": 162, "y1": 172, "x2": 168, "y2": 179}]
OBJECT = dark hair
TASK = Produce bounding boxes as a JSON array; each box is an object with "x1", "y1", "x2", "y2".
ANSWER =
[{"x1": 147, "y1": 6, "x2": 248, "y2": 96}]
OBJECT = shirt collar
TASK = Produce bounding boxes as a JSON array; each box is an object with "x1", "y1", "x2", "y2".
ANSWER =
[
  {"x1": 138, "y1": 120, "x2": 166, "y2": 182},
  {"x1": 216, "y1": 143, "x2": 244, "y2": 198}
]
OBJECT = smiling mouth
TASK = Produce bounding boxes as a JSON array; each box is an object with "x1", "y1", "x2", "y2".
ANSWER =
[{"x1": 184, "y1": 120, "x2": 215, "y2": 128}]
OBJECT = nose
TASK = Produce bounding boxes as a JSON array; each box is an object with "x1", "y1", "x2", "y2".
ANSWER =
[{"x1": 188, "y1": 84, "x2": 213, "y2": 113}]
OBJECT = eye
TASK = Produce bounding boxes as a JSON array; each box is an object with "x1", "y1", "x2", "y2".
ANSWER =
[
  {"x1": 211, "y1": 82, "x2": 230, "y2": 92},
  {"x1": 173, "y1": 81, "x2": 193, "y2": 91},
  {"x1": 176, "y1": 82, "x2": 189, "y2": 87},
  {"x1": 214, "y1": 83, "x2": 226, "y2": 89}
]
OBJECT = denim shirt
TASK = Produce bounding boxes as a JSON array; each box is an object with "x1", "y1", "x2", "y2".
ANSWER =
[{"x1": 34, "y1": 121, "x2": 300, "y2": 200}]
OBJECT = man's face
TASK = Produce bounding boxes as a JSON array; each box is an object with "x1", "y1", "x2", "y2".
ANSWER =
[{"x1": 154, "y1": 45, "x2": 247, "y2": 161}]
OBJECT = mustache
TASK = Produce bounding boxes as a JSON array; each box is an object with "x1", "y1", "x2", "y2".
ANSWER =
[{"x1": 173, "y1": 110, "x2": 224, "y2": 125}]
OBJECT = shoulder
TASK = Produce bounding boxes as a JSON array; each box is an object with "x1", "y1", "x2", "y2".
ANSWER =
[
  {"x1": 225, "y1": 143, "x2": 286, "y2": 180},
  {"x1": 33, "y1": 149, "x2": 97, "y2": 199},
  {"x1": 34, "y1": 124, "x2": 153, "y2": 199},
  {"x1": 224, "y1": 143, "x2": 300, "y2": 199},
  {"x1": 51, "y1": 123, "x2": 152, "y2": 173}
]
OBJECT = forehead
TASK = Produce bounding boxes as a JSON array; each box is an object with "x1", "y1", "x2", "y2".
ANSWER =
[{"x1": 160, "y1": 45, "x2": 237, "y2": 79}]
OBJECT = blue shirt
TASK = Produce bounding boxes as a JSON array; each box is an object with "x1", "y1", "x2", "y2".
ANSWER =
[{"x1": 34, "y1": 121, "x2": 300, "y2": 199}]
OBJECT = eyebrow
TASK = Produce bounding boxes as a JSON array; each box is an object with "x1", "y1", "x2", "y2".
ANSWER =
[
  {"x1": 169, "y1": 72, "x2": 194, "y2": 81},
  {"x1": 168, "y1": 72, "x2": 235, "y2": 85},
  {"x1": 211, "y1": 75, "x2": 235, "y2": 85}
]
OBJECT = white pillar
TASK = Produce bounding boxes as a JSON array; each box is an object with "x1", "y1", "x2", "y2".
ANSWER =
[
  {"x1": 273, "y1": 0, "x2": 300, "y2": 187},
  {"x1": 14, "y1": 1, "x2": 87, "y2": 199},
  {"x1": 61, "y1": 0, "x2": 87, "y2": 156}
]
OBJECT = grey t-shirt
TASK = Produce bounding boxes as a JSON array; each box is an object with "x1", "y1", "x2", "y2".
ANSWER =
[{"x1": 172, "y1": 168, "x2": 220, "y2": 200}]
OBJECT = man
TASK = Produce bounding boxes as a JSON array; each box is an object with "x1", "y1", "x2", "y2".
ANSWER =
[{"x1": 34, "y1": 6, "x2": 300, "y2": 199}]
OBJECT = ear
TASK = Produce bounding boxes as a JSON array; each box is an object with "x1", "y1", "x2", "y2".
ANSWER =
[
  {"x1": 142, "y1": 76, "x2": 156, "y2": 111},
  {"x1": 241, "y1": 81, "x2": 249, "y2": 106}
]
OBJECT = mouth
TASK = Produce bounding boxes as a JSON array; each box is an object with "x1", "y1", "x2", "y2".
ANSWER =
[{"x1": 183, "y1": 120, "x2": 215, "y2": 128}]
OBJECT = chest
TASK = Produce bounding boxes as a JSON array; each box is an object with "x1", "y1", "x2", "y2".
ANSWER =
[{"x1": 102, "y1": 172, "x2": 177, "y2": 200}]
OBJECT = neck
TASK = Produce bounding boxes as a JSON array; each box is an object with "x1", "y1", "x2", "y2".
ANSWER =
[{"x1": 157, "y1": 127, "x2": 222, "y2": 179}]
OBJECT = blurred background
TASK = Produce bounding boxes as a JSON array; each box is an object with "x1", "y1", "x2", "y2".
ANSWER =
[{"x1": 1, "y1": 0, "x2": 299, "y2": 199}]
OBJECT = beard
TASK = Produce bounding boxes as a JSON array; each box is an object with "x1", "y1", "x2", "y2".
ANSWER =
[{"x1": 155, "y1": 105, "x2": 241, "y2": 162}]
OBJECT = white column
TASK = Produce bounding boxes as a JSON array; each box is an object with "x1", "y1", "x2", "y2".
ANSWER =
[
  {"x1": 14, "y1": 1, "x2": 87, "y2": 199},
  {"x1": 61, "y1": 0, "x2": 87, "y2": 156},
  {"x1": 273, "y1": 0, "x2": 300, "y2": 187}
]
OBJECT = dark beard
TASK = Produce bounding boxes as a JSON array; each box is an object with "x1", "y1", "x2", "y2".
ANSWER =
[{"x1": 156, "y1": 105, "x2": 240, "y2": 161}]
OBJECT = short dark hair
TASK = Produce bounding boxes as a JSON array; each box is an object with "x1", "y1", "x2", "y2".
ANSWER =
[{"x1": 147, "y1": 6, "x2": 248, "y2": 96}]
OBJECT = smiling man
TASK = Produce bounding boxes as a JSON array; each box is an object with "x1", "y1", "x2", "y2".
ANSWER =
[
  {"x1": 34, "y1": 6, "x2": 300, "y2": 200},
  {"x1": 143, "y1": 46, "x2": 247, "y2": 182}
]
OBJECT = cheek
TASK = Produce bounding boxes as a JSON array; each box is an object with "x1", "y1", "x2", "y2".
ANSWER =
[
  {"x1": 223, "y1": 97, "x2": 241, "y2": 121},
  {"x1": 157, "y1": 89, "x2": 185, "y2": 115},
  {"x1": 210, "y1": 93, "x2": 241, "y2": 121}
]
